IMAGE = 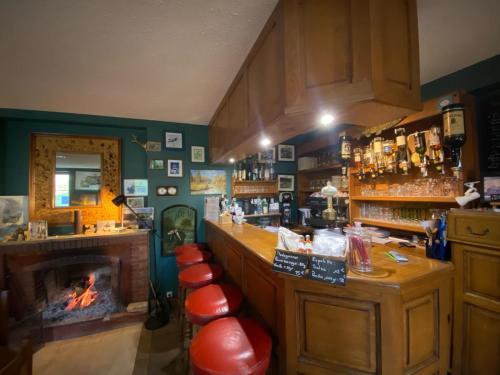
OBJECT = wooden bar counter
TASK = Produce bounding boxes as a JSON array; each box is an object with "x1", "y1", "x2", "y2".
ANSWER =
[{"x1": 205, "y1": 220, "x2": 454, "y2": 375}]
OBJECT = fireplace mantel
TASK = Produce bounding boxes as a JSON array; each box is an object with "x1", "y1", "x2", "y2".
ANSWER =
[{"x1": 0, "y1": 230, "x2": 149, "y2": 319}]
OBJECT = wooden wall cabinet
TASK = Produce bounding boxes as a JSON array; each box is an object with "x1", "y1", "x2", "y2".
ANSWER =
[
  {"x1": 209, "y1": 0, "x2": 421, "y2": 164},
  {"x1": 448, "y1": 210, "x2": 500, "y2": 375}
]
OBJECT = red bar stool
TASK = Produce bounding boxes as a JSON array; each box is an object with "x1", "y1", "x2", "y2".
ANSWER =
[
  {"x1": 174, "y1": 243, "x2": 205, "y2": 256},
  {"x1": 183, "y1": 284, "x2": 244, "y2": 371},
  {"x1": 176, "y1": 249, "x2": 212, "y2": 270},
  {"x1": 185, "y1": 283, "x2": 243, "y2": 326},
  {"x1": 190, "y1": 317, "x2": 272, "y2": 375},
  {"x1": 177, "y1": 263, "x2": 223, "y2": 329}
]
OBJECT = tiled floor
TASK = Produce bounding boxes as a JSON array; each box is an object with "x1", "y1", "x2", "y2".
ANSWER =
[{"x1": 33, "y1": 319, "x2": 183, "y2": 375}]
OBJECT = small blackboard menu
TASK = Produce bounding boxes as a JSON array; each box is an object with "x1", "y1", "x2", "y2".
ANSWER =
[
  {"x1": 272, "y1": 250, "x2": 308, "y2": 277},
  {"x1": 308, "y1": 255, "x2": 347, "y2": 286}
]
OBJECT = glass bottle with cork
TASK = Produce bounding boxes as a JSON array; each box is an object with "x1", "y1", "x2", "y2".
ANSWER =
[{"x1": 442, "y1": 103, "x2": 466, "y2": 178}]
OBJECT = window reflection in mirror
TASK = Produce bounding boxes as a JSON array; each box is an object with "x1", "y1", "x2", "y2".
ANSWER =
[{"x1": 54, "y1": 152, "x2": 102, "y2": 207}]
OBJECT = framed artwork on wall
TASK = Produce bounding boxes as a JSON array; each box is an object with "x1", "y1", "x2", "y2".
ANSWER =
[
  {"x1": 161, "y1": 205, "x2": 196, "y2": 256},
  {"x1": 126, "y1": 197, "x2": 144, "y2": 208},
  {"x1": 146, "y1": 141, "x2": 161, "y2": 152},
  {"x1": 123, "y1": 179, "x2": 148, "y2": 196},
  {"x1": 278, "y1": 174, "x2": 295, "y2": 191},
  {"x1": 258, "y1": 148, "x2": 276, "y2": 163},
  {"x1": 149, "y1": 159, "x2": 164, "y2": 170},
  {"x1": 190, "y1": 170, "x2": 226, "y2": 195},
  {"x1": 167, "y1": 160, "x2": 183, "y2": 177},
  {"x1": 165, "y1": 132, "x2": 183, "y2": 149},
  {"x1": 278, "y1": 144, "x2": 295, "y2": 162},
  {"x1": 191, "y1": 146, "x2": 205, "y2": 163}
]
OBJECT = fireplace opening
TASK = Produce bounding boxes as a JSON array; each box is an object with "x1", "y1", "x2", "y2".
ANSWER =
[{"x1": 34, "y1": 262, "x2": 123, "y2": 327}]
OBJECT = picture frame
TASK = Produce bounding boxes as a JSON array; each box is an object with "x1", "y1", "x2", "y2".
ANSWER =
[
  {"x1": 190, "y1": 170, "x2": 227, "y2": 195},
  {"x1": 146, "y1": 141, "x2": 161, "y2": 152},
  {"x1": 165, "y1": 131, "x2": 183, "y2": 149},
  {"x1": 278, "y1": 144, "x2": 295, "y2": 162},
  {"x1": 167, "y1": 160, "x2": 183, "y2": 177},
  {"x1": 0, "y1": 196, "x2": 29, "y2": 240},
  {"x1": 258, "y1": 148, "x2": 276, "y2": 163},
  {"x1": 191, "y1": 146, "x2": 205, "y2": 163},
  {"x1": 126, "y1": 197, "x2": 144, "y2": 208},
  {"x1": 123, "y1": 207, "x2": 154, "y2": 229},
  {"x1": 483, "y1": 176, "x2": 500, "y2": 202},
  {"x1": 278, "y1": 174, "x2": 295, "y2": 191},
  {"x1": 149, "y1": 159, "x2": 165, "y2": 170},
  {"x1": 123, "y1": 179, "x2": 148, "y2": 196},
  {"x1": 74, "y1": 170, "x2": 101, "y2": 191}
]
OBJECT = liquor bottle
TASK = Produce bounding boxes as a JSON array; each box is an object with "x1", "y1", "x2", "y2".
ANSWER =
[
  {"x1": 264, "y1": 163, "x2": 270, "y2": 181},
  {"x1": 246, "y1": 158, "x2": 253, "y2": 181},
  {"x1": 259, "y1": 164, "x2": 264, "y2": 180},
  {"x1": 414, "y1": 131, "x2": 428, "y2": 177},
  {"x1": 232, "y1": 163, "x2": 238, "y2": 181},
  {"x1": 270, "y1": 162, "x2": 275, "y2": 181},
  {"x1": 353, "y1": 147, "x2": 363, "y2": 180},
  {"x1": 339, "y1": 132, "x2": 352, "y2": 175},
  {"x1": 262, "y1": 198, "x2": 268, "y2": 214},
  {"x1": 241, "y1": 160, "x2": 246, "y2": 181},
  {"x1": 429, "y1": 126, "x2": 445, "y2": 173},
  {"x1": 442, "y1": 104, "x2": 465, "y2": 177},
  {"x1": 372, "y1": 137, "x2": 384, "y2": 175},
  {"x1": 364, "y1": 146, "x2": 376, "y2": 179},
  {"x1": 253, "y1": 157, "x2": 259, "y2": 181},
  {"x1": 394, "y1": 128, "x2": 409, "y2": 175},
  {"x1": 383, "y1": 139, "x2": 396, "y2": 173},
  {"x1": 237, "y1": 162, "x2": 242, "y2": 181}
]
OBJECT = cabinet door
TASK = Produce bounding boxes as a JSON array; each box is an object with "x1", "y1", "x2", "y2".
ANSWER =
[
  {"x1": 452, "y1": 243, "x2": 500, "y2": 375},
  {"x1": 208, "y1": 102, "x2": 228, "y2": 163},
  {"x1": 248, "y1": 6, "x2": 285, "y2": 129}
]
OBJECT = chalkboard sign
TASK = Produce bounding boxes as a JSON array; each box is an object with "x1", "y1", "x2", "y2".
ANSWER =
[
  {"x1": 272, "y1": 250, "x2": 308, "y2": 277},
  {"x1": 308, "y1": 255, "x2": 347, "y2": 286}
]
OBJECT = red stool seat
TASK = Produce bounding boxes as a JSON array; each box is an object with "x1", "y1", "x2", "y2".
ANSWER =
[
  {"x1": 176, "y1": 249, "x2": 212, "y2": 269},
  {"x1": 190, "y1": 317, "x2": 272, "y2": 375},
  {"x1": 178, "y1": 263, "x2": 223, "y2": 289},
  {"x1": 185, "y1": 284, "x2": 243, "y2": 326},
  {"x1": 175, "y1": 243, "x2": 205, "y2": 256}
]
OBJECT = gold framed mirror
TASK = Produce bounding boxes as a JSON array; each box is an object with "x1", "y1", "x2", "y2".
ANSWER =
[{"x1": 30, "y1": 133, "x2": 121, "y2": 225}]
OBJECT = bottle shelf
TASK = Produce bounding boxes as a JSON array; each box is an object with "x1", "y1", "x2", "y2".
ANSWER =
[
  {"x1": 233, "y1": 179, "x2": 277, "y2": 184},
  {"x1": 353, "y1": 218, "x2": 426, "y2": 233},
  {"x1": 350, "y1": 196, "x2": 457, "y2": 203},
  {"x1": 244, "y1": 212, "x2": 281, "y2": 218}
]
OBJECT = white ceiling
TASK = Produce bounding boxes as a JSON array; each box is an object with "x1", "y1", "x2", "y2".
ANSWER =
[{"x1": 0, "y1": 0, "x2": 499, "y2": 125}]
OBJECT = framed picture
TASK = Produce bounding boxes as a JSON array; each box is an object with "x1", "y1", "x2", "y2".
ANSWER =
[
  {"x1": 122, "y1": 207, "x2": 154, "y2": 229},
  {"x1": 278, "y1": 174, "x2": 295, "y2": 191},
  {"x1": 258, "y1": 148, "x2": 276, "y2": 163},
  {"x1": 123, "y1": 179, "x2": 148, "y2": 196},
  {"x1": 165, "y1": 132, "x2": 183, "y2": 149},
  {"x1": 0, "y1": 196, "x2": 28, "y2": 240},
  {"x1": 149, "y1": 159, "x2": 164, "y2": 170},
  {"x1": 167, "y1": 160, "x2": 183, "y2": 177},
  {"x1": 146, "y1": 141, "x2": 161, "y2": 152},
  {"x1": 191, "y1": 146, "x2": 205, "y2": 163},
  {"x1": 483, "y1": 176, "x2": 500, "y2": 201},
  {"x1": 75, "y1": 171, "x2": 101, "y2": 191},
  {"x1": 278, "y1": 144, "x2": 295, "y2": 162},
  {"x1": 190, "y1": 170, "x2": 227, "y2": 195},
  {"x1": 96, "y1": 220, "x2": 115, "y2": 233},
  {"x1": 161, "y1": 205, "x2": 196, "y2": 256},
  {"x1": 126, "y1": 197, "x2": 144, "y2": 208}
]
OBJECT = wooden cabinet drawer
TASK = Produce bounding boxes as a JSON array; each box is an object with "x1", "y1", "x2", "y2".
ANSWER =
[{"x1": 448, "y1": 213, "x2": 500, "y2": 248}]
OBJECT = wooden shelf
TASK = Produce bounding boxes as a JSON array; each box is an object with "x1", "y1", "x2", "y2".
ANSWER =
[
  {"x1": 232, "y1": 179, "x2": 278, "y2": 198},
  {"x1": 354, "y1": 218, "x2": 426, "y2": 233},
  {"x1": 244, "y1": 212, "x2": 281, "y2": 218},
  {"x1": 233, "y1": 192, "x2": 277, "y2": 198},
  {"x1": 350, "y1": 196, "x2": 457, "y2": 203},
  {"x1": 233, "y1": 180, "x2": 277, "y2": 184},
  {"x1": 297, "y1": 165, "x2": 342, "y2": 174}
]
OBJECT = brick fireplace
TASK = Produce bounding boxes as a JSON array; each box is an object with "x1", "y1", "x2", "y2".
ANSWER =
[{"x1": 0, "y1": 231, "x2": 149, "y2": 340}]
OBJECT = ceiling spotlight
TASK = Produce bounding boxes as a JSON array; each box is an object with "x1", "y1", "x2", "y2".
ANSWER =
[
  {"x1": 229, "y1": 158, "x2": 235, "y2": 163},
  {"x1": 260, "y1": 137, "x2": 271, "y2": 147},
  {"x1": 320, "y1": 113, "x2": 335, "y2": 126}
]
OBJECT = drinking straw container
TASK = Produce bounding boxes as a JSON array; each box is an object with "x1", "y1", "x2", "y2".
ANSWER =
[{"x1": 345, "y1": 222, "x2": 373, "y2": 272}]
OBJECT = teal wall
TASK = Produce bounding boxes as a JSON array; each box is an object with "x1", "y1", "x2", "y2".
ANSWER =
[{"x1": 0, "y1": 109, "x2": 299, "y2": 295}]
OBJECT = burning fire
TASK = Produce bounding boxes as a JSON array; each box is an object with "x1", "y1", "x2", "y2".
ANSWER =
[{"x1": 65, "y1": 273, "x2": 98, "y2": 311}]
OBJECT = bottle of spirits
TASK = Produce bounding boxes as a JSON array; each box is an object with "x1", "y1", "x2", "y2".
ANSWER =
[
  {"x1": 232, "y1": 163, "x2": 238, "y2": 181},
  {"x1": 262, "y1": 198, "x2": 269, "y2": 214},
  {"x1": 264, "y1": 163, "x2": 270, "y2": 181},
  {"x1": 442, "y1": 103, "x2": 465, "y2": 177},
  {"x1": 414, "y1": 131, "x2": 428, "y2": 177},
  {"x1": 394, "y1": 128, "x2": 409, "y2": 175},
  {"x1": 353, "y1": 147, "x2": 364, "y2": 180},
  {"x1": 259, "y1": 164, "x2": 264, "y2": 180},
  {"x1": 339, "y1": 132, "x2": 352, "y2": 177},
  {"x1": 246, "y1": 158, "x2": 252, "y2": 181},
  {"x1": 372, "y1": 137, "x2": 384, "y2": 175},
  {"x1": 253, "y1": 157, "x2": 259, "y2": 181},
  {"x1": 237, "y1": 162, "x2": 242, "y2": 181},
  {"x1": 429, "y1": 126, "x2": 445, "y2": 173},
  {"x1": 270, "y1": 162, "x2": 275, "y2": 181},
  {"x1": 383, "y1": 139, "x2": 395, "y2": 173},
  {"x1": 241, "y1": 160, "x2": 247, "y2": 181}
]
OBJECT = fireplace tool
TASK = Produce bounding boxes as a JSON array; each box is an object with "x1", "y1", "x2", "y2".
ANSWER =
[{"x1": 112, "y1": 194, "x2": 169, "y2": 330}]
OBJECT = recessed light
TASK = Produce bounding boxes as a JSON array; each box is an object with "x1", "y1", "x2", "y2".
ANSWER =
[
  {"x1": 260, "y1": 137, "x2": 271, "y2": 147},
  {"x1": 229, "y1": 158, "x2": 235, "y2": 163},
  {"x1": 320, "y1": 113, "x2": 335, "y2": 126}
]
